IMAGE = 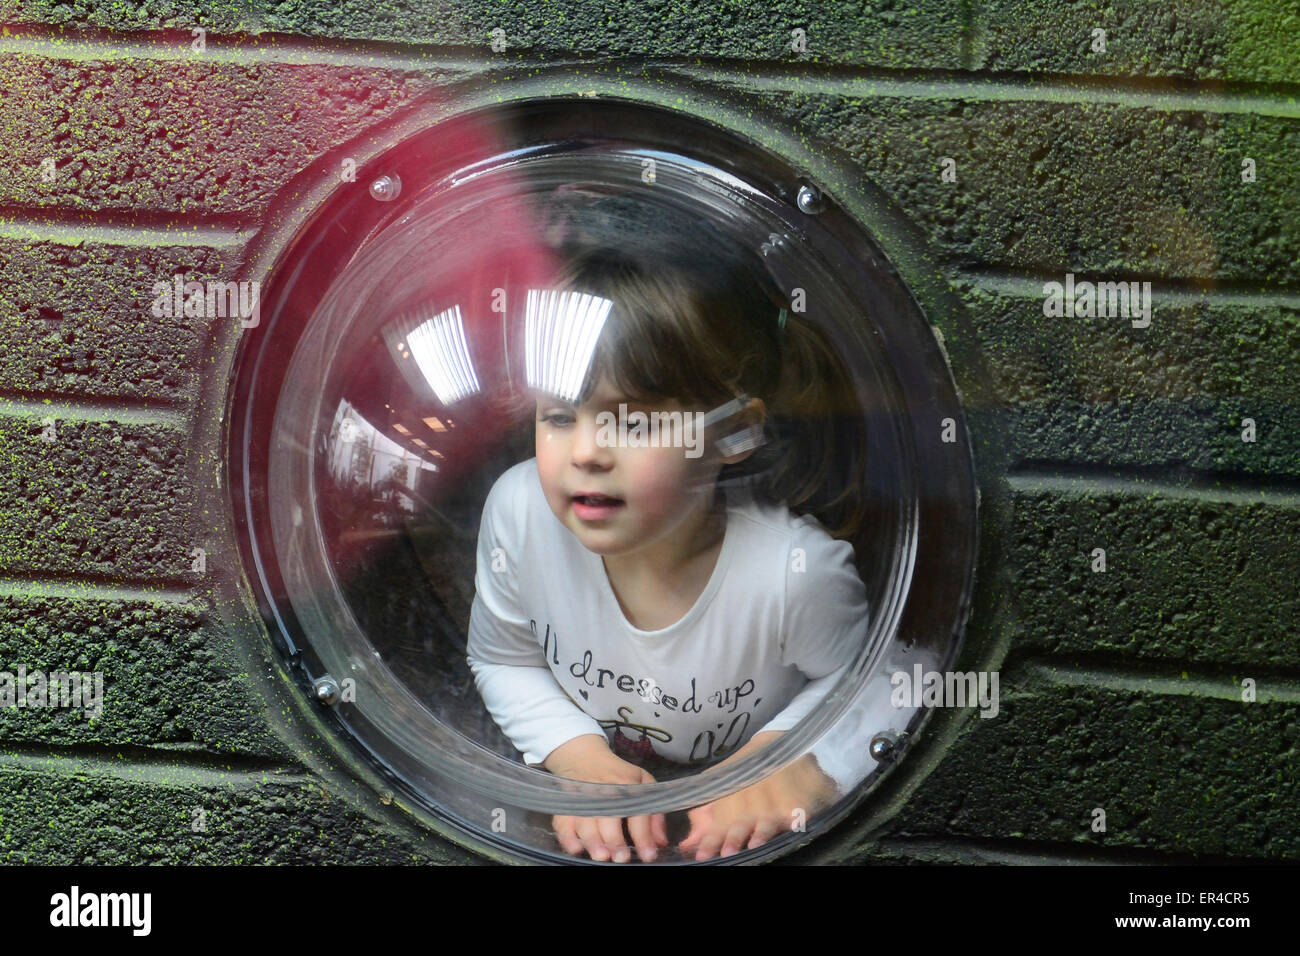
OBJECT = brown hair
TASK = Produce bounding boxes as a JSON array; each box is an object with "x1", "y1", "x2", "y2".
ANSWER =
[{"x1": 497, "y1": 218, "x2": 868, "y2": 544}]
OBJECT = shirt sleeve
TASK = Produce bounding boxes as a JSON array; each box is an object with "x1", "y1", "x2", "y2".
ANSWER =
[
  {"x1": 465, "y1": 466, "x2": 607, "y2": 767},
  {"x1": 755, "y1": 516, "x2": 873, "y2": 794}
]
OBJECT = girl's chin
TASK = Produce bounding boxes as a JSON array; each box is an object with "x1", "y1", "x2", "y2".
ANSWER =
[{"x1": 565, "y1": 522, "x2": 634, "y2": 555}]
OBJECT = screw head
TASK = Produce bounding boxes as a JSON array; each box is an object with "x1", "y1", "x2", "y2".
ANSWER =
[
  {"x1": 869, "y1": 731, "x2": 900, "y2": 762},
  {"x1": 313, "y1": 675, "x2": 340, "y2": 705},
  {"x1": 796, "y1": 184, "x2": 824, "y2": 214},
  {"x1": 369, "y1": 174, "x2": 402, "y2": 202}
]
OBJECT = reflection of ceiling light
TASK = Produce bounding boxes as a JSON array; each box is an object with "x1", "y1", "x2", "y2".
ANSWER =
[
  {"x1": 423, "y1": 416, "x2": 447, "y2": 432},
  {"x1": 404, "y1": 304, "x2": 481, "y2": 405},
  {"x1": 431, "y1": 450, "x2": 445, "y2": 459},
  {"x1": 392, "y1": 423, "x2": 411, "y2": 436},
  {"x1": 412, "y1": 438, "x2": 428, "y2": 448},
  {"x1": 525, "y1": 289, "x2": 611, "y2": 404}
]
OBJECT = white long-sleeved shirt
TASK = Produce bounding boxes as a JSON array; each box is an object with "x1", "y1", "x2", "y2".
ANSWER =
[{"x1": 466, "y1": 458, "x2": 872, "y2": 791}]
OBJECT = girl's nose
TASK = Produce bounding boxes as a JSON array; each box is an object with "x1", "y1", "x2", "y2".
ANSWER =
[{"x1": 570, "y1": 413, "x2": 614, "y2": 468}]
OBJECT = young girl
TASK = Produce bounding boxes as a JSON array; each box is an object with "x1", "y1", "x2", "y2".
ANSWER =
[{"x1": 467, "y1": 209, "x2": 871, "y2": 863}]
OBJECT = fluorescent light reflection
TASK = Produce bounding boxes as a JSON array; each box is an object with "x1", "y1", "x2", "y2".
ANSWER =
[
  {"x1": 524, "y1": 288, "x2": 612, "y2": 404},
  {"x1": 394, "y1": 303, "x2": 482, "y2": 405}
]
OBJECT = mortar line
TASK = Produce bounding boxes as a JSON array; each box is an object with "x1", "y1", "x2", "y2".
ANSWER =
[
  {"x1": 0, "y1": 395, "x2": 189, "y2": 426},
  {"x1": 1006, "y1": 468, "x2": 1300, "y2": 509},
  {"x1": 954, "y1": 268, "x2": 1300, "y2": 308},
  {"x1": 0, "y1": 576, "x2": 199, "y2": 604},
  {"x1": 0, "y1": 214, "x2": 254, "y2": 248},
  {"x1": 1009, "y1": 658, "x2": 1300, "y2": 703},
  {"x1": 674, "y1": 64, "x2": 1300, "y2": 119},
  {"x1": 0, "y1": 747, "x2": 310, "y2": 789}
]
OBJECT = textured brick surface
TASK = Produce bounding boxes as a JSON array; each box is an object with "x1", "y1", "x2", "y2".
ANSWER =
[
  {"x1": 0, "y1": 416, "x2": 193, "y2": 579},
  {"x1": 959, "y1": 283, "x2": 1300, "y2": 409},
  {"x1": 0, "y1": 1, "x2": 969, "y2": 68},
  {"x1": 1001, "y1": 398, "x2": 1300, "y2": 475},
  {"x1": 0, "y1": 237, "x2": 238, "y2": 402},
  {"x1": 882, "y1": 675, "x2": 1300, "y2": 859},
  {"x1": 974, "y1": 0, "x2": 1300, "y2": 85},
  {"x1": 0, "y1": 758, "x2": 477, "y2": 864},
  {"x1": 755, "y1": 94, "x2": 1300, "y2": 285},
  {"x1": 1008, "y1": 485, "x2": 1300, "y2": 668},
  {"x1": 0, "y1": 56, "x2": 452, "y2": 214},
  {"x1": 0, "y1": 595, "x2": 289, "y2": 755},
  {"x1": 956, "y1": 281, "x2": 1300, "y2": 474}
]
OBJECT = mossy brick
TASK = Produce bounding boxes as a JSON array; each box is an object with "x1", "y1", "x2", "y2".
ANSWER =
[
  {"x1": 0, "y1": 416, "x2": 194, "y2": 579},
  {"x1": 1000, "y1": 397, "x2": 1300, "y2": 476},
  {"x1": 0, "y1": 1, "x2": 968, "y2": 69},
  {"x1": 0, "y1": 238, "x2": 243, "y2": 402},
  {"x1": 885, "y1": 677, "x2": 1300, "y2": 859},
  {"x1": 758, "y1": 94, "x2": 1300, "y2": 284},
  {"x1": 956, "y1": 281, "x2": 1300, "y2": 475},
  {"x1": 974, "y1": 0, "x2": 1300, "y2": 86},
  {"x1": 0, "y1": 55, "x2": 455, "y2": 215},
  {"x1": 958, "y1": 282, "x2": 1300, "y2": 407},
  {"x1": 0, "y1": 1, "x2": 254, "y2": 33},
  {"x1": 1007, "y1": 485, "x2": 1300, "y2": 668},
  {"x1": 0, "y1": 759, "x2": 478, "y2": 864},
  {"x1": 0, "y1": 594, "x2": 291, "y2": 757}
]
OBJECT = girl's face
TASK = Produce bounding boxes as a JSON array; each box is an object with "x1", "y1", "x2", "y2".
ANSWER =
[{"x1": 533, "y1": 377, "x2": 723, "y2": 559}]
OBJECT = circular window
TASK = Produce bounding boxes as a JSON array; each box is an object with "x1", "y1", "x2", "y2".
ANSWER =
[{"x1": 228, "y1": 100, "x2": 979, "y2": 864}]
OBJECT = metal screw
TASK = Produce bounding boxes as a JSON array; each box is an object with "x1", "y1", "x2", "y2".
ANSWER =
[
  {"x1": 870, "y1": 730, "x2": 902, "y2": 762},
  {"x1": 369, "y1": 174, "x2": 402, "y2": 202},
  {"x1": 796, "y1": 183, "x2": 824, "y2": 215},
  {"x1": 313, "y1": 675, "x2": 340, "y2": 705}
]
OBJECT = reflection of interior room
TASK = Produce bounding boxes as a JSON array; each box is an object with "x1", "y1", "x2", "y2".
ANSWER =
[{"x1": 316, "y1": 308, "x2": 529, "y2": 760}]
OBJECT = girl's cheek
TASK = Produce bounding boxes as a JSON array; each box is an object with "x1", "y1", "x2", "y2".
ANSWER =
[{"x1": 636, "y1": 463, "x2": 696, "y2": 514}]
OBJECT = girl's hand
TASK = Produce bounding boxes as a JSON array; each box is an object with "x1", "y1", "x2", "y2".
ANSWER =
[
  {"x1": 679, "y1": 731, "x2": 837, "y2": 861},
  {"x1": 544, "y1": 735, "x2": 670, "y2": 863}
]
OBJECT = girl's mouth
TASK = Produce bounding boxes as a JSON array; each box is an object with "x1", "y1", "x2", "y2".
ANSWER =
[{"x1": 572, "y1": 494, "x2": 624, "y2": 520}]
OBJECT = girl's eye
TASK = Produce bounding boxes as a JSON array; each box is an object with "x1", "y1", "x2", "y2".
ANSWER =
[{"x1": 539, "y1": 411, "x2": 574, "y2": 427}]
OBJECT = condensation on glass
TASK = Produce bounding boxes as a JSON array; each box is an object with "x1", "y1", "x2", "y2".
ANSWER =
[{"x1": 230, "y1": 102, "x2": 978, "y2": 864}]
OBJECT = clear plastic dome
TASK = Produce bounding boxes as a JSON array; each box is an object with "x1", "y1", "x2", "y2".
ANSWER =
[{"x1": 231, "y1": 102, "x2": 978, "y2": 864}]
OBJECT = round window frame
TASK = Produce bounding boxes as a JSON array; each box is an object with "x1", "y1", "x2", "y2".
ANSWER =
[{"x1": 225, "y1": 97, "x2": 982, "y2": 863}]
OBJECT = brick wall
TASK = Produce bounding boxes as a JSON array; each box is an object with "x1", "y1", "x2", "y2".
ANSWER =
[{"x1": 1, "y1": 0, "x2": 1296, "y2": 863}]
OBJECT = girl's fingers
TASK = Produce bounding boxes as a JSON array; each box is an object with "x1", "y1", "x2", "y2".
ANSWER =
[
  {"x1": 679, "y1": 808, "x2": 710, "y2": 850},
  {"x1": 556, "y1": 813, "x2": 663, "y2": 862},
  {"x1": 551, "y1": 816, "x2": 585, "y2": 857},
  {"x1": 747, "y1": 818, "x2": 782, "y2": 850},
  {"x1": 652, "y1": 813, "x2": 670, "y2": 847},
  {"x1": 720, "y1": 819, "x2": 756, "y2": 858},
  {"x1": 597, "y1": 816, "x2": 632, "y2": 863},
  {"x1": 626, "y1": 815, "x2": 659, "y2": 862},
  {"x1": 692, "y1": 824, "x2": 728, "y2": 862},
  {"x1": 574, "y1": 816, "x2": 609, "y2": 862}
]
